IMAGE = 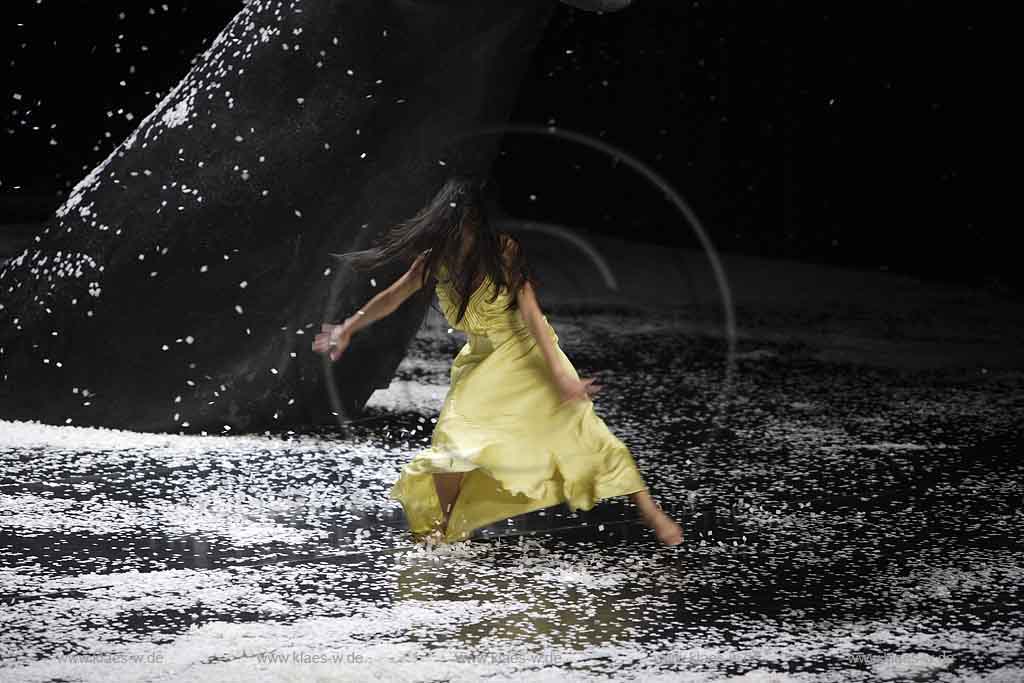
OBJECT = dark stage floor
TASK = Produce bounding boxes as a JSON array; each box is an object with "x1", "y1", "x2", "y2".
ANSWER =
[{"x1": 2, "y1": 245, "x2": 1023, "y2": 681}]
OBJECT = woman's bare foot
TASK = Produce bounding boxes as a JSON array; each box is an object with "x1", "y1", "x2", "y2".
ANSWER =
[
  {"x1": 417, "y1": 524, "x2": 447, "y2": 547},
  {"x1": 433, "y1": 472, "x2": 465, "y2": 538},
  {"x1": 630, "y1": 489, "x2": 684, "y2": 546}
]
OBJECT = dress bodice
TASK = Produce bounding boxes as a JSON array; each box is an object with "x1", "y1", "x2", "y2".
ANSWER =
[{"x1": 435, "y1": 262, "x2": 524, "y2": 335}]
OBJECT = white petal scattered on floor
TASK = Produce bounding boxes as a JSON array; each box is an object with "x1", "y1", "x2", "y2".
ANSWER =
[{"x1": 2, "y1": 311, "x2": 1022, "y2": 680}]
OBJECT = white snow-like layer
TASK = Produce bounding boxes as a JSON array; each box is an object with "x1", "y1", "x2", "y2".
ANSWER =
[
  {"x1": 0, "y1": 492, "x2": 322, "y2": 546},
  {"x1": 364, "y1": 379, "x2": 447, "y2": 414},
  {"x1": 0, "y1": 418, "x2": 340, "y2": 453},
  {"x1": 6, "y1": 602, "x2": 1024, "y2": 683},
  {"x1": 0, "y1": 417, "x2": 401, "y2": 483},
  {"x1": 2, "y1": 304, "x2": 1022, "y2": 682}
]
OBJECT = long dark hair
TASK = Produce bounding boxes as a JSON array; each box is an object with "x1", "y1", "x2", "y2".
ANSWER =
[{"x1": 336, "y1": 175, "x2": 536, "y2": 326}]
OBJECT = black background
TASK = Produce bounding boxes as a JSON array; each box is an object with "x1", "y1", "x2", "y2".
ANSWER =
[{"x1": 1, "y1": 1, "x2": 1004, "y2": 291}]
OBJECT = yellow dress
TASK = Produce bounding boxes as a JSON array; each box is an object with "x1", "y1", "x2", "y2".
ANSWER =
[{"x1": 388, "y1": 262, "x2": 649, "y2": 542}]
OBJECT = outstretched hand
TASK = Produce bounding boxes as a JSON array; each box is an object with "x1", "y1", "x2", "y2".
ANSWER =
[
  {"x1": 312, "y1": 323, "x2": 352, "y2": 362},
  {"x1": 556, "y1": 375, "x2": 602, "y2": 406}
]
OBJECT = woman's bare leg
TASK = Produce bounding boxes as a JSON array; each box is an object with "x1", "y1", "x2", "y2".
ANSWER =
[
  {"x1": 432, "y1": 472, "x2": 465, "y2": 533},
  {"x1": 630, "y1": 489, "x2": 684, "y2": 545}
]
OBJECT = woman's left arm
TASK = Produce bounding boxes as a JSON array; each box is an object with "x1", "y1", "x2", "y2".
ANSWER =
[
  {"x1": 508, "y1": 242, "x2": 601, "y2": 404},
  {"x1": 515, "y1": 279, "x2": 565, "y2": 378}
]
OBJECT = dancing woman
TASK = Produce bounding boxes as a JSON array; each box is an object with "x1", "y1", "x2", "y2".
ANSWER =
[{"x1": 313, "y1": 177, "x2": 683, "y2": 546}]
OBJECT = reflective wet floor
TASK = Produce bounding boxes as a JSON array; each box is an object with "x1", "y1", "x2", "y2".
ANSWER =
[{"x1": 2, "y1": 310, "x2": 1023, "y2": 681}]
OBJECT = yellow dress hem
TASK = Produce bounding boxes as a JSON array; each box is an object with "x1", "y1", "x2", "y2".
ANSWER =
[
  {"x1": 390, "y1": 261, "x2": 651, "y2": 544},
  {"x1": 389, "y1": 444, "x2": 648, "y2": 543}
]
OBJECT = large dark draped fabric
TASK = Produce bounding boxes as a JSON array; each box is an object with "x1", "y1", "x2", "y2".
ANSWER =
[{"x1": 0, "y1": 0, "x2": 631, "y2": 433}]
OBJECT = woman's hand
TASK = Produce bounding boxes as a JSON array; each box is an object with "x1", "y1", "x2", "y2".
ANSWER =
[
  {"x1": 555, "y1": 373, "x2": 602, "y2": 405},
  {"x1": 312, "y1": 323, "x2": 353, "y2": 362}
]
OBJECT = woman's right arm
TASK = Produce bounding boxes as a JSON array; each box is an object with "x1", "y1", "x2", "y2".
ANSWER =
[
  {"x1": 313, "y1": 250, "x2": 431, "y2": 360},
  {"x1": 340, "y1": 250, "x2": 430, "y2": 335}
]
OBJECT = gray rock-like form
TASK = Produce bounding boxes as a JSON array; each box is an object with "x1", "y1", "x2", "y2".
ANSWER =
[{"x1": 0, "y1": 0, "x2": 626, "y2": 434}]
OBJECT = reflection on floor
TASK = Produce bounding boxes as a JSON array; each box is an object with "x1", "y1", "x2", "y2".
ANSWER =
[{"x1": 2, "y1": 311, "x2": 1022, "y2": 681}]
